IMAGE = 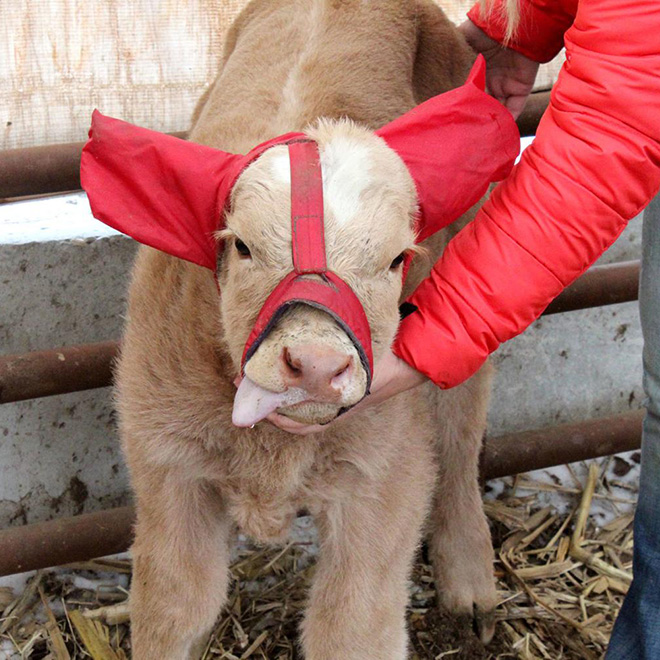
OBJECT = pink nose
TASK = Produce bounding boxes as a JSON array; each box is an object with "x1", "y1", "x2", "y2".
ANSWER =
[{"x1": 281, "y1": 345, "x2": 354, "y2": 399}]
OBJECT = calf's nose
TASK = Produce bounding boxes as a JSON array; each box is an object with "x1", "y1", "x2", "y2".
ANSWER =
[{"x1": 281, "y1": 345, "x2": 354, "y2": 399}]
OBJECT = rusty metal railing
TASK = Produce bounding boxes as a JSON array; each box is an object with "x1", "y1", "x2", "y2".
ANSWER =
[
  {"x1": 0, "y1": 257, "x2": 643, "y2": 575},
  {"x1": 0, "y1": 132, "x2": 187, "y2": 200},
  {"x1": 0, "y1": 341, "x2": 119, "y2": 404},
  {"x1": 0, "y1": 93, "x2": 548, "y2": 200},
  {"x1": 0, "y1": 260, "x2": 640, "y2": 405},
  {"x1": 0, "y1": 409, "x2": 643, "y2": 577}
]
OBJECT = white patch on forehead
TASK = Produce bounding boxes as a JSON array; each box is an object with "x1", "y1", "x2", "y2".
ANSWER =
[
  {"x1": 320, "y1": 137, "x2": 373, "y2": 227},
  {"x1": 270, "y1": 150, "x2": 291, "y2": 185}
]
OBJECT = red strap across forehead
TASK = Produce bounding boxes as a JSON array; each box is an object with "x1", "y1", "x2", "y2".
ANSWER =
[{"x1": 289, "y1": 141, "x2": 327, "y2": 273}]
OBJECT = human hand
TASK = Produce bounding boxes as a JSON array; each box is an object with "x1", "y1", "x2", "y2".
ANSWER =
[
  {"x1": 459, "y1": 19, "x2": 539, "y2": 120},
  {"x1": 264, "y1": 349, "x2": 427, "y2": 435}
]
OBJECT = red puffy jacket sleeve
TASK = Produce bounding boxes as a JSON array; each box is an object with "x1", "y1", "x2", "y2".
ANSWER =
[
  {"x1": 393, "y1": 0, "x2": 660, "y2": 389},
  {"x1": 467, "y1": 0, "x2": 577, "y2": 63}
]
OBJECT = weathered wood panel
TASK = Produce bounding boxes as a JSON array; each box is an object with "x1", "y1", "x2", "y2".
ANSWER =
[
  {"x1": 1, "y1": 0, "x2": 251, "y2": 150},
  {"x1": 1, "y1": 0, "x2": 562, "y2": 150}
]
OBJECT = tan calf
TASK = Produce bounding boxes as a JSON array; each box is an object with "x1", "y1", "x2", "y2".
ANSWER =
[{"x1": 117, "y1": 1, "x2": 497, "y2": 657}]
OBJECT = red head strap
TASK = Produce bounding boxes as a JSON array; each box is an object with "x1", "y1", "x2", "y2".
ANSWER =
[{"x1": 289, "y1": 141, "x2": 327, "y2": 273}]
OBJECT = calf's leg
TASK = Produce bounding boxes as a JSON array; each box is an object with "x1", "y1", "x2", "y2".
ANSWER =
[
  {"x1": 428, "y1": 366, "x2": 498, "y2": 644},
  {"x1": 128, "y1": 467, "x2": 231, "y2": 660},
  {"x1": 301, "y1": 447, "x2": 435, "y2": 660}
]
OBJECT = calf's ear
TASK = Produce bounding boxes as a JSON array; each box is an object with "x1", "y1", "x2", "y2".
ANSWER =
[
  {"x1": 81, "y1": 111, "x2": 243, "y2": 271},
  {"x1": 375, "y1": 55, "x2": 520, "y2": 244}
]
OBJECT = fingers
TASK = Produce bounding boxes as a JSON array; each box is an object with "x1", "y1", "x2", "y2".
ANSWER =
[
  {"x1": 264, "y1": 412, "x2": 324, "y2": 435},
  {"x1": 491, "y1": 92, "x2": 528, "y2": 120},
  {"x1": 504, "y1": 95, "x2": 528, "y2": 120}
]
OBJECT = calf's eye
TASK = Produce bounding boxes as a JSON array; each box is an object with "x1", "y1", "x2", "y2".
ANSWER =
[
  {"x1": 235, "y1": 238, "x2": 252, "y2": 258},
  {"x1": 390, "y1": 252, "x2": 405, "y2": 270}
]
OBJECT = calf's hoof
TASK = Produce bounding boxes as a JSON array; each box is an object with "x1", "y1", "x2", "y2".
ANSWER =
[
  {"x1": 436, "y1": 584, "x2": 497, "y2": 645},
  {"x1": 474, "y1": 604, "x2": 496, "y2": 645}
]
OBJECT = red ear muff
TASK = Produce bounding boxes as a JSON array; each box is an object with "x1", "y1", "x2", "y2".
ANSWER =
[
  {"x1": 81, "y1": 111, "x2": 244, "y2": 270},
  {"x1": 81, "y1": 111, "x2": 307, "y2": 271},
  {"x1": 375, "y1": 55, "x2": 519, "y2": 243}
]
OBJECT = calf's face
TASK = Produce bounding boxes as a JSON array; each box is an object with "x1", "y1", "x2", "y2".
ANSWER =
[{"x1": 219, "y1": 121, "x2": 418, "y2": 426}]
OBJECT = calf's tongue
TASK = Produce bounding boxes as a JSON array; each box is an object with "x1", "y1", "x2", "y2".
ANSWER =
[{"x1": 232, "y1": 376, "x2": 309, "y2": 427}]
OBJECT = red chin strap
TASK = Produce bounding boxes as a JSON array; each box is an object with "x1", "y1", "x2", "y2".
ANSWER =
[{"x1": 242, "y1": 141, "x2": 374, "y2": 387}]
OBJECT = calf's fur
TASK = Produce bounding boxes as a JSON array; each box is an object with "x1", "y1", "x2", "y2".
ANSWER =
[{"x1": 117, "y1": 1, "x2": 498, "y2": 657}]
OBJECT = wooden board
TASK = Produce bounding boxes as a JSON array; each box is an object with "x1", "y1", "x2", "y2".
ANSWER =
[{"x1": 1, "y1": 0, "x2": 562, "y2": 151}]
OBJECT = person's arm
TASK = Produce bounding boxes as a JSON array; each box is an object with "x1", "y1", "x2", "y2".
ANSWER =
[{"x1": 394, "y1": 0, "x2": 660, "y2": 389}]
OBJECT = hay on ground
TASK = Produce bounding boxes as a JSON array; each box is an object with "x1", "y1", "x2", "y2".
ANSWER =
[{"x1": 0, "y1": 457, "x2": 635, "y2": 659}]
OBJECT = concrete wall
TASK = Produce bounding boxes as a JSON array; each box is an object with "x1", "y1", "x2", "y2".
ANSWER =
[
  {"x1": 0, "y1": 190, "x2": 645, "y2": 529},
  {"x1": 0, "y1": 194, "x2": 136, "y2": 527},
  {"x1": 489, "y1": 217, "x2": 643, "y2": 436}
]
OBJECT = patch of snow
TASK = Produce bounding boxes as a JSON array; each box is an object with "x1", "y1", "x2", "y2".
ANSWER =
[
  {"x1": 485, "y1": 451, "x2": 640, "y2": 526},
  {"x1": 0, "y1": 639, "x2": 20, "y2": 659},
  {"x1": 516, "y1": 135, "x2": 535, "y2": 164},
  {"x1": 0, "y1": 192, "x2": 119, "y2": 244},
  {"x1": 71, "y1": 574, "x2": 119, "y2": 591},
  {"x1": 0, "y1": 570, "x2": 32, "y2": 594}
]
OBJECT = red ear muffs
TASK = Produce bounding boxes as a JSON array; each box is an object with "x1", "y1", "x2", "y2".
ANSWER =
[
  {"x1": 376, "y1": 55, "x2": 519, "y2": 243},
  {"x1": 81, "y1": 56, "x2": 517, "y2": 271}
]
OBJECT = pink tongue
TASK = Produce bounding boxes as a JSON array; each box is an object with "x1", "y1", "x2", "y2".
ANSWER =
[{"x1": 232, "y1": 377, "x2": 309, "y2": 427}]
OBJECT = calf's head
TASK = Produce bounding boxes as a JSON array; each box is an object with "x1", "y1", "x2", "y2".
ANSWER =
[
  {"x1": 80, "y1": 57, "x2": 519, "y2": 430},
  {"x1": 219, "y1": 121, "x2": 418, "y2": 425}
]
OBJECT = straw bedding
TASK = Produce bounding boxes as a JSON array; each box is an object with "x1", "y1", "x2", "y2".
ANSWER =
[{"x1": 0, "y1": 456, "x2": 636, "y2": 659}]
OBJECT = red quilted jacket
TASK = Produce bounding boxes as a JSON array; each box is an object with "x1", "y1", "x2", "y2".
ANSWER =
[{"x1": 393, "y1": 0, "x2": 660, "y2": 388}]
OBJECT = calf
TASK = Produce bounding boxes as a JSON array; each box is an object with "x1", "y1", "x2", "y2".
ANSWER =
[{"x1": 110, "y1": 1, "x2": 503, "y2": 657}]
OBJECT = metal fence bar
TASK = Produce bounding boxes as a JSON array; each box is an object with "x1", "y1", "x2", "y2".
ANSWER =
[
  {"x1": 481, "y1": 409, "x2": 644, "y2": 480},
  {"x1": 0, "y1": 142, "x2": 84, "y2": 200},
  {"x1": 0, "y1": 92, "x2": 549, "y2": 200},
  {"x1": 544, "y1": 260, "x2": 640, "y2": 315},
  {"x1": 0, "y1": 259, "x2": 641, "y2": 405},
  {"x1": 516, "y1": 91, "x2": 550, "y2": 138},
  {"x1": 0, "y1": 506, "x2": 135, "y2": 577},
  {"x1": 0, "y1": 409, "x2": 643, "y2": 577},
  {"x1": 0, "y1": 341, "x2": 119, "y2": 404},
  {"x1": 0, "y1": 132, "x2": 187, "y2": 200}
]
